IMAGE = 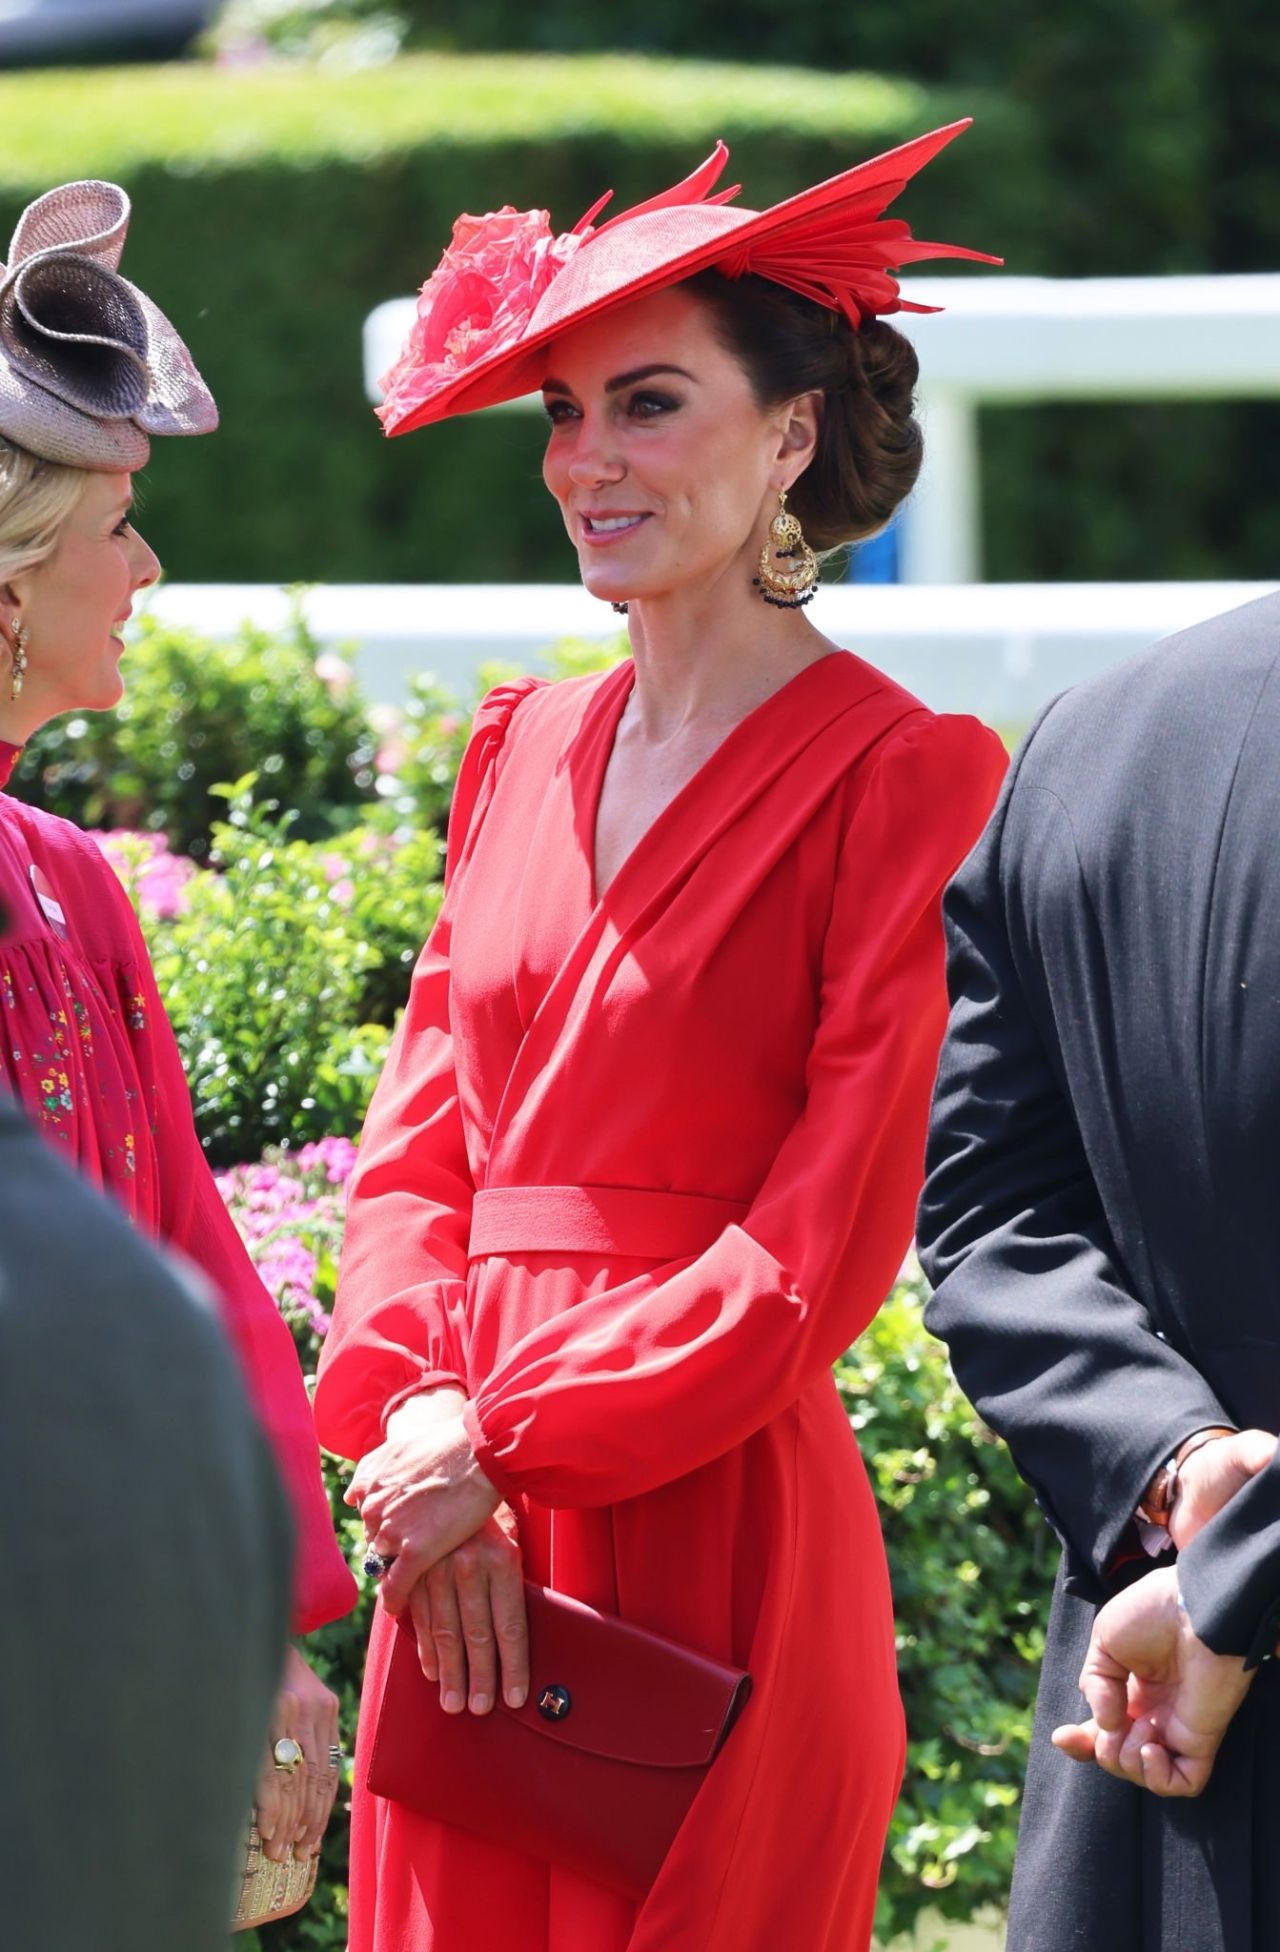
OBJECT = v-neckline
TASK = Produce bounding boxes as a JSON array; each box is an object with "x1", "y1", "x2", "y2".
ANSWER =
[{"x1": 584, "y1": 650, "x2": 848, "y2": 907}]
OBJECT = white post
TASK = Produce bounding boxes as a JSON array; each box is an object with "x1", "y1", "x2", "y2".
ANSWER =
[{"x1": 899, "y1": 387, "x2": 981, "y2": 584}]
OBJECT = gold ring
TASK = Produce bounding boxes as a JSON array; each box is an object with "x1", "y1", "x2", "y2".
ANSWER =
[{"x1": 272, "y1": 1736, "x2": 304, "y2": 1773}]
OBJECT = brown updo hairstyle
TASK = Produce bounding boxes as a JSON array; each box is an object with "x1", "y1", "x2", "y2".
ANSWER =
[{"x1": 683, "y1": 269, "x2": 922, "y2": 553}]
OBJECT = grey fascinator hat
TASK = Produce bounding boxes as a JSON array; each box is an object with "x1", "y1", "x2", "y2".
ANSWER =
[{"x1": 0, "y1": 178, "x2": 217, "y2": 471}]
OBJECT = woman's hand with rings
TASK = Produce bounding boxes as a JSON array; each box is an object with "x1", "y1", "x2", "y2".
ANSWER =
[
  {"x1": 409, "y1": 1503, "x2": 529, "y2": 1717},
  {"x1": 346, "y1": 1412, "x2": 501, "y2": 1618},
  {"x1": 253, "y1": 1646, "x2": 342, "y2": 1863}
]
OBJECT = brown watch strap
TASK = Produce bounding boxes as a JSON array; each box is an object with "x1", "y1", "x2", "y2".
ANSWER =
[{"x1": 1137, "y1": 1426, "x2": 1235, "y2": 1530}]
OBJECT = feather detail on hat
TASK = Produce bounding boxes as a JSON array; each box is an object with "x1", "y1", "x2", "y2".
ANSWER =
[{"x1": 377, "y1": 119, "x2": 1000, "y2": 438}]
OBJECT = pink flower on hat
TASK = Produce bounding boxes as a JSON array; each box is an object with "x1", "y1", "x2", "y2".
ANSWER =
[{"x1": 377, "y1": 205, "x2": 588, "y2": 432}]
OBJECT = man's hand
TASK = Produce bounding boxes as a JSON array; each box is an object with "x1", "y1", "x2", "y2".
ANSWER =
[
  {"x1": 1052, "y1": 1567, "x2": 1252, "y2": 1797},
  {"x1": 1169, "y1": 1429, "x2": 1277, "y2": 1551}
]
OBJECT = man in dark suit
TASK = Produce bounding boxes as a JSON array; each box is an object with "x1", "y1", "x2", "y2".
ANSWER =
[
  {"x1": 0, "y1": 1085, "x2": 293, "y2": 1951},
  {"x1": 917, "y1": 590, "x2": 1280, "y2": 1952}
]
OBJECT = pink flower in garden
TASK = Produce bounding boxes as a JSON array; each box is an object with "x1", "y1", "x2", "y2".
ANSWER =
[
  {"x1": 376, "y1": 732, "x2": 409, "y2": 777},
  {"x1": 368, "y1": 702, "x2": 408, "y2": 778},
  {"x1": 296, "y1": 1135, "x2": 359, "y2": 1186},
  {"x1": 378, "y1": 206, "x2": 591, "y2": 431},
  {"x1": 88, "y1": 830, "x2": 197, "y2": 920},
  {"x1": 218, "y1": 1139, "x2": 363, "y2": 1344},
  {"x1": 314, "y1": 651, "x2": 355, "y2": 694}
]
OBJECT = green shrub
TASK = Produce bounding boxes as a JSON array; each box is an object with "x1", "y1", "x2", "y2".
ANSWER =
[
  {"x1": 843, "y1": 1267, "x2": 1050, "y2": 1943},
  {"x1": 4, "y1": 28, "x2": 1274, "y2": 587},
  {"x1": 12, "y1": 607, "x2": 378, "y2": 860},
  {"x1": 140, "y1": 783, "x2": 441, "y2": 1162},
  {"x1": 0, "y1": 55, "x2": 1020, "y2": 585}
]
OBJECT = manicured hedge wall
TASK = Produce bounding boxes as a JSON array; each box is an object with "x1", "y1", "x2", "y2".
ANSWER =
[
  {"x1": 0, "y1": 55, "x2": 1024, "y2": 584},
  {"x1": 3, "y1": 40, "x2": 1275, "y2": 585}
]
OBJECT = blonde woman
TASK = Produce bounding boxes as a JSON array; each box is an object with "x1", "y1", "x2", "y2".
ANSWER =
[{"x1": 0, "y1": 181, "x2": 355, "y2": 1862}]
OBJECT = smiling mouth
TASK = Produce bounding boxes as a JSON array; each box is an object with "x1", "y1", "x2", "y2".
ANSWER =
[{"x1": 581, "y1": 513, "x2": 650, "y2": 543}]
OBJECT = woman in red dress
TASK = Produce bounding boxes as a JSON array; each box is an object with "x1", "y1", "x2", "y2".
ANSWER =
[
  {"x1": 0, "y1": 180, "x2": 356, "y2": 1861},
  {"x1": 316, "y1": 127, "x2": 1007, "y2": 1950}
]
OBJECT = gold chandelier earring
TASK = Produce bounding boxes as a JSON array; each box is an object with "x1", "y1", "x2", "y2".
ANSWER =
[
  {"x1": 754, "y1": 489, "x2": 819, "y2": 609},
  {"x1": 8, "y1": 616, "x2": 29, "y2": 700}
]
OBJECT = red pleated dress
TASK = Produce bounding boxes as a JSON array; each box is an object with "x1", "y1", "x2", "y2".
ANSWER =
[
  {"x1": 0, "y1": 741, "x2": 356, "y2": 1633},
  {"x1": 314, "y1": 653, "x2": 1008, "y2": 1950}
]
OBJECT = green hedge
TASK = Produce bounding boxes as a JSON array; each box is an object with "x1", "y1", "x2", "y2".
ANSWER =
[
  {"x1": 3, "y1": 34, "x2": 1274, "y2": 586},
  {"x1": 11, "y1": 609, "x2": 379, "y2": 858},
  {"x1": 0, "y1": 55, "x2": 1027, "y2": 584}
]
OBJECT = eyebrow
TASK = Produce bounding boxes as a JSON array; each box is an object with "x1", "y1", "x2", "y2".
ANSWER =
[{"x1": 541, "y1": 363, "x2": 698, "y2": 397}]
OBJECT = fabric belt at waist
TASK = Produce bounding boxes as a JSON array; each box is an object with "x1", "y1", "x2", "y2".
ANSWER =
[{"x1": 468, "y1": 1185, "x2": 750, "y2": 1261}]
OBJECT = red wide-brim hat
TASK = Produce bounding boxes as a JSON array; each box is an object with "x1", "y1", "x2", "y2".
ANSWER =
[{"x1": 378, "y1": 118, "x2": 999, "y2": 438}]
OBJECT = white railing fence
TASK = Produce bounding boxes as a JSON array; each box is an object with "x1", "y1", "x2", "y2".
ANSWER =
[
  {"x1": 365, "y1": 273, "x2": 1280, "y2": 585},
  {"x1": 143, "y1": 580, "x2": 1277, "y2": 726}
]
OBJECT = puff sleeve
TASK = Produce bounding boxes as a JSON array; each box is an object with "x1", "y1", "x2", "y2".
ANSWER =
[{"x1": 313, "y1": 680, "x2": 545, "y2": 1464}]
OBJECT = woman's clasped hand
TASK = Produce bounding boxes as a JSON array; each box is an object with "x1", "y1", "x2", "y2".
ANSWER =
[
  {"x1": 254, "y1": 1646, "x2": 343, "y2": 1863},
  {"x1": 346, "y1": 1388, "x2": 530, "y2": 1715}
]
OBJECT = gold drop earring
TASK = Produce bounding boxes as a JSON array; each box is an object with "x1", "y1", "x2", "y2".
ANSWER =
[
  {"x1": 8, "y1": 616, "x2": 29, "y2": 700},
  {"x1": 754, "y1": 489, "x2": 819, "y2": 609}
]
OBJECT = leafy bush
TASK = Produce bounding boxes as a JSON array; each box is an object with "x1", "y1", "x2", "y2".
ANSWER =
[
  {"x1": 843, "y1": 1266, "x2": 1050, "y2": 1943},
  {"x1": 0, "y1": 55, "x2": 1019, "y2": 586},
  {"x1": 139, "y1": 783, "x2": 441, "y2": 1162},
  {"x1": 207, "y1": 0, "x2": 407, "y2": 66},
  {"x1": 3, "y1": 29, "x2": 1275, "y2": 587},
  {"x1": 370, "y1": 672, "x2": 475, "y2": 841},
  {"x1": 13, "y1": 608, "x2": 378, "y2": 860}
]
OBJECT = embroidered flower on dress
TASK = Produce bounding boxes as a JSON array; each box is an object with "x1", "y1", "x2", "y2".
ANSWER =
[
  {"x1": 129, "y1": 991, "x2": 147, "y2": 1032},
  {"x1": 377, "y1": 205, "x2": 592, "y2": 433},
  {"x1": 39, "y1": 1069, "x2": 73, "y2": 1118}
]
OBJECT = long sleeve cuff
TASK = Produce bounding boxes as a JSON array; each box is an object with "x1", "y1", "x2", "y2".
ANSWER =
[
  {"x1": 462, "y1": 1397, "x2": 525, "y2": 1507},
  {"x1": 379, "y1": 1369, "x2": 468, "y2": 1438},
  {"x1": 1178, "y1": 1448, "x2": 1280, "y2": 1668}
]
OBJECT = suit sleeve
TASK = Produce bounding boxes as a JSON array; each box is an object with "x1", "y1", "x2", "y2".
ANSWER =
[
  {"x1": 99, "y1": 870, "x2": 358, "y2": 1634},
  {"x1": 917, "y1": 704, "x2": 1234, "y2": 1600},
  {"x1": 313, "y1": 680, "x2": 544, "y2": 1464},
  {"x1": 459, "y1": 714, "x2": 1009, "y2": 1508}
]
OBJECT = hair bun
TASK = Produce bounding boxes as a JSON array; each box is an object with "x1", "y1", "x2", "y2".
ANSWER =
[{"x1": 688, "y1": 270, "x2": 923, "y2": 552}]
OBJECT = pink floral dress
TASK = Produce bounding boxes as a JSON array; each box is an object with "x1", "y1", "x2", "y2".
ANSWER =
[{"x1": 0, "y1": 740, "x2": 355, "y2": 1631}]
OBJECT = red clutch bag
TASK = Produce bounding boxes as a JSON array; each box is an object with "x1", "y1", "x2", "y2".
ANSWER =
[{"x1": 366, "y1": 1581, "x2": 752, "y2": 1899}]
